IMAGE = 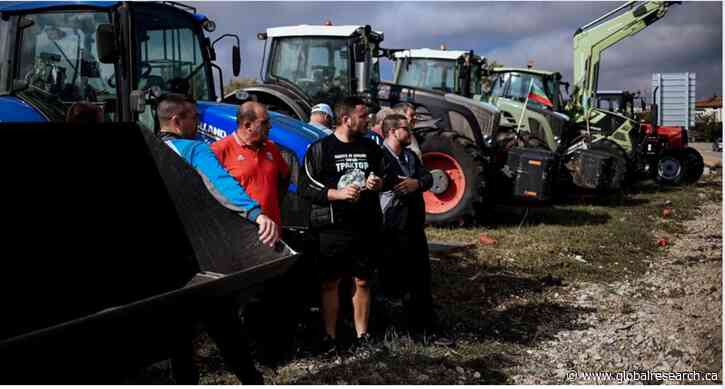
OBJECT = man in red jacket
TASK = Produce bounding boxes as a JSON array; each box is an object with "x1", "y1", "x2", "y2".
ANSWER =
[{"x1": 212, "y1": 101, "x2": 290, "y2": 227}]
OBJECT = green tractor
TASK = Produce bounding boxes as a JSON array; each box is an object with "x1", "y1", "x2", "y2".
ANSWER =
[
  {"x1": 391, "y1": 48, "x2": 622, "y2": 195},
  {"x1": 392, "y1": 50, "x2": 571, "y2": 154},
  {"x1": 395, "y1": 1, "x2": 703, "y2": 189},
  {"x1": 565, "y1": 0, "x2": 703, "y2": 185}
]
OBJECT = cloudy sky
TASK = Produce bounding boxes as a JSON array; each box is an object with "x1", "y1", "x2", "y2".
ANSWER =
[{"x1": 190, "y1": 1, "x2": 723, "y2": 100}]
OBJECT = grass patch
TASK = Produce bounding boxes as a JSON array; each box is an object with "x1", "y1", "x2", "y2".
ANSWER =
[{"x1": 428, "y1": 174, "x2": 722, "y2": 285}]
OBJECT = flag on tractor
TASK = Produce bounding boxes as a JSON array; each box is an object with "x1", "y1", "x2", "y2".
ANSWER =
[{"x1": 528, "y1": 81, "x2": 553, "y2": 107}]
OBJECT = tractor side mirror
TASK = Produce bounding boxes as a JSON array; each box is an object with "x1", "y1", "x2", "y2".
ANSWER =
[
  {"x1": 232, "y1": 45, "x2": 241, "y2": 77},
  {"x1": 96, "y1": 24, "x2": 118, "y2": 64},
  {"x1": 212, "y1": 34, "x2": 242, "y2": 77}
]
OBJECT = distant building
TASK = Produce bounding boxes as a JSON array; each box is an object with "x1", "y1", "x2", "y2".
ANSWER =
[{"x1": 696, "y1": 95, "x2": 722, "y2": 123}]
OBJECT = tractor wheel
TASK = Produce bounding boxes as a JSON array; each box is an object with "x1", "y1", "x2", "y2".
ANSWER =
[
  {"x1": 418, "y1": 130, "x2": 487, "y2": 225},
  {"x1": 655, "y1": 152, "x2": 686, "y2": 185},
  {"x1": 590, "y1": 139, "x2": 630, "y2": 190},
  {"x1": 682, "y1": 147, "x2": 704, "y2": 184}
]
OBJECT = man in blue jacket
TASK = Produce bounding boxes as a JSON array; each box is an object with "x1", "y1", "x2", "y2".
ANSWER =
[
  {"x1": 156, "y1": 93, "x2": 278, "y2": 247},
  {"x1": 156, "y1": 93, "x2": 274, "y2": 384}
]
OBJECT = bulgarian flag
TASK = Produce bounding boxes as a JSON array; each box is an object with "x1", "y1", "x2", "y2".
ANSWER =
[{"x1": 528, "y1": 81, "x2": 554, "y2": 108}]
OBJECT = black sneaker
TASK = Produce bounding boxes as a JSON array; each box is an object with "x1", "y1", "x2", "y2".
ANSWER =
[
  {"x1": 352, "y1": 333, "x2": 379, "y2": 358},
  {"x1": 319, "y1": 334, "x2": 338, "y2": 358}
]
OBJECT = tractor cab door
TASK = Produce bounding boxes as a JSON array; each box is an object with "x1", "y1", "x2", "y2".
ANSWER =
[{"x1": 130, "y1": 4, "x2": 214, "y2": 130}]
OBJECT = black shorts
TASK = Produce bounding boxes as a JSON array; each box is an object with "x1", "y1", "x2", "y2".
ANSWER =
[{"x1": 317, "y1": 228, "x2": 376, "y2": 281}]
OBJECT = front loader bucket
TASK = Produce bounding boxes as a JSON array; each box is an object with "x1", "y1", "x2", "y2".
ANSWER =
[{"x1": 0, "y1": 122, "x2": 298, "y2": 383}]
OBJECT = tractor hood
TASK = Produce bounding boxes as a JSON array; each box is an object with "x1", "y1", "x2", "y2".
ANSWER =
[
  {"x1": 196, "y1": 101, "x2": 326, "y2": 165},
  {"x1": 0, "y1": 96, "x2": 48, "y2": 122}
]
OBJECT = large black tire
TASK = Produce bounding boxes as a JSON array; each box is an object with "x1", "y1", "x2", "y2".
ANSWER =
[
  {"x1": 682, "y1": 147, "x2": 704, "y2": 184},
  {"x1": 418, "y1": 130, "x2": 487, "y2": 225},
  {"x1": 655, "y1": 151, "x2": 686, "y2": 186},
  {"x1": 590, "y1": 139, "x2": 630, "y2": 190}
]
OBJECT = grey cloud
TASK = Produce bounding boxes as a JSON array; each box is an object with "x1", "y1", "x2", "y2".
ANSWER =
[{"x1": 189, "y1": 1, "x2": 721, "y2": 99}]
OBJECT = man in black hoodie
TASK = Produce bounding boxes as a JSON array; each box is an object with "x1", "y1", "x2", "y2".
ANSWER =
[
  {"x1": 379, "y1": 113, "x2": 435, "y2": 335},
  {"x1": 300, "y1": 96, "x2": 384, "y2": 353}
]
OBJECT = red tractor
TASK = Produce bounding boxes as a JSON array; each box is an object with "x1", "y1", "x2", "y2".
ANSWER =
[{"x1": 595, "y1": 90, "x2": 704, "y2": 185}]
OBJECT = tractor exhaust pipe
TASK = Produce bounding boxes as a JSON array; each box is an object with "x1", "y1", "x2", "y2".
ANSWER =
[{"x1": 356, "y1": 61, "x2": 369, "y2": 94}]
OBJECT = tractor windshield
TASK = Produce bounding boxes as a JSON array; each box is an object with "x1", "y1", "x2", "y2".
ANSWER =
[
  {"x1": 133, "y1": 6, "x2": 212, "y2": 101},
  {"x1": 269, "y1": 36, "x2": 351, "y2": 104},
  {"x1": 487, "y1": 71, "x2": 561, "y2": 111},
  {"x1": 14, "y1": 11, "x2": 117, "y2": 110},
  {"x1": 396, "y1": 58, "x2": 458, "y2": 93}
]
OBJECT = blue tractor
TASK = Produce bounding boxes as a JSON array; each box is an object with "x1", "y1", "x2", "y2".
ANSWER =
[
  {"x1": 0, "y1": 1, "x2": 322, "y2": 382},
  {"x1": 0, "y1": 1, "x2": 324, "y2": 224}
]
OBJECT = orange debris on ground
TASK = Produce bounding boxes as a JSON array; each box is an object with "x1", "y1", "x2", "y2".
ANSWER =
[{"x1": 479, "y1": 233, "x2": 497, "y2": 246}]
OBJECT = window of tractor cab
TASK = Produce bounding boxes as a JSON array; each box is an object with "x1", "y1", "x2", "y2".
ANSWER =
[
  {"x1": 503, "y1": 72, "x2": 555, "y2": 111},
  {"x1": 0, "y1": 15, "x2": 13, "y2": 94},
  {"x1": 133, "y1": 7, "x2": 212, "y2": 102},
  {"x1": 397, "y1": 59, "x2": 457, "y2": 93},
  {"x1": 487, "y1": 72, "x2": 508, "y2": 98},
  {"x1": 468, "y1": 63, "x2": 482, "y2": 96},
  {"x1": 269, "y1": 36, "x2": 351, "y2": 103},
  {"x1": 14, "y1": 11, "x2": 117, "y2": 119}
]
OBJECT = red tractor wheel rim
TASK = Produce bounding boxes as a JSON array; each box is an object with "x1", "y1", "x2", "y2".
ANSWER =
[{"x1": 422, "y1": 152, "x2": 466, "y2": 214}]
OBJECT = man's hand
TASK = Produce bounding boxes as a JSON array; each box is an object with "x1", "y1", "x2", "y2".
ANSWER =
[
  {"x1": 394, "y1": 176, "x2": 419, "y2": 195},
  {"x1": 255, "y1": 214, "x2": 279, "y2": 247},
  {"x1": 328, "y1": 185, "x2": 361, "y2": 203},
  {"x1": 365, "y1": 172, "x2": 383, "y2": 191}
]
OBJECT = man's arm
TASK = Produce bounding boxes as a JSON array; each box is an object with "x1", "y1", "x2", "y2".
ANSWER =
[
  {"x1": 299, "y1": 141, "x2": 331, "y2": 205},
  {"x1": 188, "y1": 142, "x2": 263, "y2": 222},
  {"x1": 413, "y1": 151, "x2": 434, "y2": 192}
]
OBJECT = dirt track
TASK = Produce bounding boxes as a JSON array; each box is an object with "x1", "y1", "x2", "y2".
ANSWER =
[{"x1": 512, "y1": 198, "x2": 722, "y2": 384}]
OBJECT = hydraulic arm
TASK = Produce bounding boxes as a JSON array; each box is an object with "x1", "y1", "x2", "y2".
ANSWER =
[{"x1": 570, "y1": 1, "x2": 678, "y2": 114}]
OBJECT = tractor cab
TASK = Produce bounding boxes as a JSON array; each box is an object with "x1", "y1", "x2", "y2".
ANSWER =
[
  {"x1": 482, "y1": 68, "x2": 567, "y2": 113},
  {"x1": 0, "y1": 1, "x2": 241, "y2": 126},
  {"x1": 392, "y1": 48, "x2": 483, "y2": 96},
  {"x1": 242, "y1": 24, "x2": 383, "y2": 118},
  {"x1": 595, "y1": 90, "x2": 643, "y2": 120}
]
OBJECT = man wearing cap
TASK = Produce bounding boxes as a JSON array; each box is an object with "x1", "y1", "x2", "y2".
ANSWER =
[{"x1": 309, "y1": 103, "x2": 334, "y2": 134}]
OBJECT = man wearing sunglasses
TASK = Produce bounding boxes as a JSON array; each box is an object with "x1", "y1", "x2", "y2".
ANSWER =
[{"x1": 379, "y1": 113, "x2": 436, "y2": 337}]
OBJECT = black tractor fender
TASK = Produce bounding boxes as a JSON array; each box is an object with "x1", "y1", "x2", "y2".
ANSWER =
[
  {"x1": 223, "y1": 84, "x2": 311, "y2": 121},
  {"x1": 376, "y1": 81, "x2": 499, "y2": 150}
]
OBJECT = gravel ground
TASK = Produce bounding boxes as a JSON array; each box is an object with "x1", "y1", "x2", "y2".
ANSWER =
[
  {"x1": 126, "y1": 178, "x2": 722, "y2": 385},
  {"x1": 511, "y1": 200, "x2": 722, "y2": 384}
]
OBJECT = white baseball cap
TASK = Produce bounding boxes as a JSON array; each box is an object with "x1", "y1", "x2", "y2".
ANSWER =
[{"x1": 311, "y1": 103, "x2": 334, "y2": 118}]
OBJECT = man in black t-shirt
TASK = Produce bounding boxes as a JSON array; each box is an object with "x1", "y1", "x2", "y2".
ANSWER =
[{"x1": 301, "y1": 96, "x2": 384, "y2": 352}]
